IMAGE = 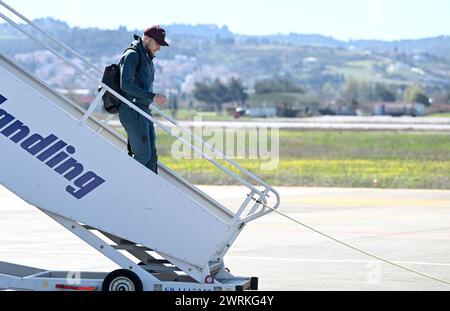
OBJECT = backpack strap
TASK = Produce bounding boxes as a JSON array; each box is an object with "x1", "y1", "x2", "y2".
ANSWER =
[{"x1": 121, "y1": 46, "x2": 142, "y2": 69}]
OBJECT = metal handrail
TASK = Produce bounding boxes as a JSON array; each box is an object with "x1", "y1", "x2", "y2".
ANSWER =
[
  {"x1": 0, "y1": 0, "x2": 103, "y2": 76},
  {"x1": 0, "y1": 1, "x2": 280, "y2": 220}
]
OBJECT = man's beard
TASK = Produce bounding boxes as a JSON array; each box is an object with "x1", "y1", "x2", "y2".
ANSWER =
[{"x1": 144, "y1": 42, "x2": 155, "y2": 57}]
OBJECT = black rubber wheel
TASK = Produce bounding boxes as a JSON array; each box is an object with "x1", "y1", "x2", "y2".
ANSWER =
[{"x1": 102, "y1": 269, "x2": 143, "y2": 291}]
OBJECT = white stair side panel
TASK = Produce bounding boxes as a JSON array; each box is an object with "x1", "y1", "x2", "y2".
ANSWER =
[
  {"x1": 0, "y1": 71, "x2": 80, "y2": 199},
  {"x1": 0, "y1": 62, "x2": 231, "y2": 269},
  {"x1": 0, "y1": 52, "x2": 234, "y2": 224}
]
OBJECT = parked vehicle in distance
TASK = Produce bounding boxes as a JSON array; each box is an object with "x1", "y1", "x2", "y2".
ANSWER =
[{"x1": 373, "y1": 102, "x2": 426, "y2": 117}]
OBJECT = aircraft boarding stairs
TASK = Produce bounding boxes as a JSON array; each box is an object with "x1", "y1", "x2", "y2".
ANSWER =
[{"x1": 0, "y1": 1, "x2": 280, "y2": 291}]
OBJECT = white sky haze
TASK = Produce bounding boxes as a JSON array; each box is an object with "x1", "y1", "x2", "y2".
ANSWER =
[{"x1": 1, "y1": 0, "x2": 449, "y2": 41}]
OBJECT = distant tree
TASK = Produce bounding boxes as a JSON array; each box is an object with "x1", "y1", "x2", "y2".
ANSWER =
[
  {"x1": 404, "y1": 85, "x2": 430, "y2": 106},
  {"x1": 343, "y1": 78, "x2": 360, "y2": 101},
  {"x1": 192, "y1": 78, "x2": 249, "y2": 113},
  {"x1": 214, "y1": 35, "x2": 235, "y2": 45},
  {"x1": 227, "y1": 77, "x2": 248, "y2": 106},
  {"x1": 321, "y1": 82, "x2": 339, "y2": 101},
  {"x1": 192, "y1": 81, "x2": 214, "y2": 104},
  {"x1": 254, "y1": 79, "x2": 274, "y2": 94},
  {"x1": 351, "y1": 98, "x2": 360, "y2": 108},
  {"x1": 373, "y1": 83, "x2": 396, "y2": 102},
  {"x1": 342, "y1": 79, "x2": 397, "y2": 104},
  {"x1": 343, "y1": 78, "x2": 371, "y2": 103},
  {"x1": 413, "y1": 93, "x2": 431, "y2": 106},
  {"x1": 211, "y1": 78, "x2": 231, "y2": 111},
  {"x1": 254, "y1": 77, "x2": 304, "y2": 94}
]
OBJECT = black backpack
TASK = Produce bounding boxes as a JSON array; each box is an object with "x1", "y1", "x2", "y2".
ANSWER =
[{"x1": 100, "y1": 46, "x2": 141, "y2": 114}]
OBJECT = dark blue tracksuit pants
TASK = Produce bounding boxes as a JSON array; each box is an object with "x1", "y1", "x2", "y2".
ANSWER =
[{"x1": 119, "y1": 104, "x2": 158, "y2": 174}]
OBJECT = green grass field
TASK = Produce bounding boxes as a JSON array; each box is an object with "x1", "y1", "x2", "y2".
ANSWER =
[
  {"x1": 427, "y1": 113, "x2": 450, "y2": 118},
  {"x1": 121, "y1": 128, "x2": 450, "y2": 189},
  {"x1": 156, "y1": 109, "x2": 237, "y2": 121}
]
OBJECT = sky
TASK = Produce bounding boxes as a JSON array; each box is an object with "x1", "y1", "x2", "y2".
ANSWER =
[{"x1": 1, "y1": 0, "x2": 450, "y2": 41}]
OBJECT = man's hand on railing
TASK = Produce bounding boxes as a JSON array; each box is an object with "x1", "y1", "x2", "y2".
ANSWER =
[{"x1": 153, "y1": 94, "x2": 167, "y2": 106}]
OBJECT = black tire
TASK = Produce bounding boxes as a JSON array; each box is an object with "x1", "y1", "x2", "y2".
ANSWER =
[{"x1": 102, "y1": 269, "x2": 143, "y2": 292}]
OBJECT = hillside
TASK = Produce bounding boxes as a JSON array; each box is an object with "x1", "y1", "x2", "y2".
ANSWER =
[{"x1": 1, "y1": 18, "x2": 449, "y2": 102}]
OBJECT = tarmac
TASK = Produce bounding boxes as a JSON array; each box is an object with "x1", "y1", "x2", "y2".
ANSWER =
[{"x1": 0, "y1": 185, "x2": 449, "y2": 291}]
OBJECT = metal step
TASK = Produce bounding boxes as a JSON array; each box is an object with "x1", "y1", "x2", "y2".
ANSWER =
[{"x1": 112, "y1": 244, "x2": 151, "y2": 251}]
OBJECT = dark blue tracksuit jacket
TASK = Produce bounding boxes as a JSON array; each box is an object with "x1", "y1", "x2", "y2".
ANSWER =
[{"x1": 119, "y1": 35, "x2": 158, "y2": 174}]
